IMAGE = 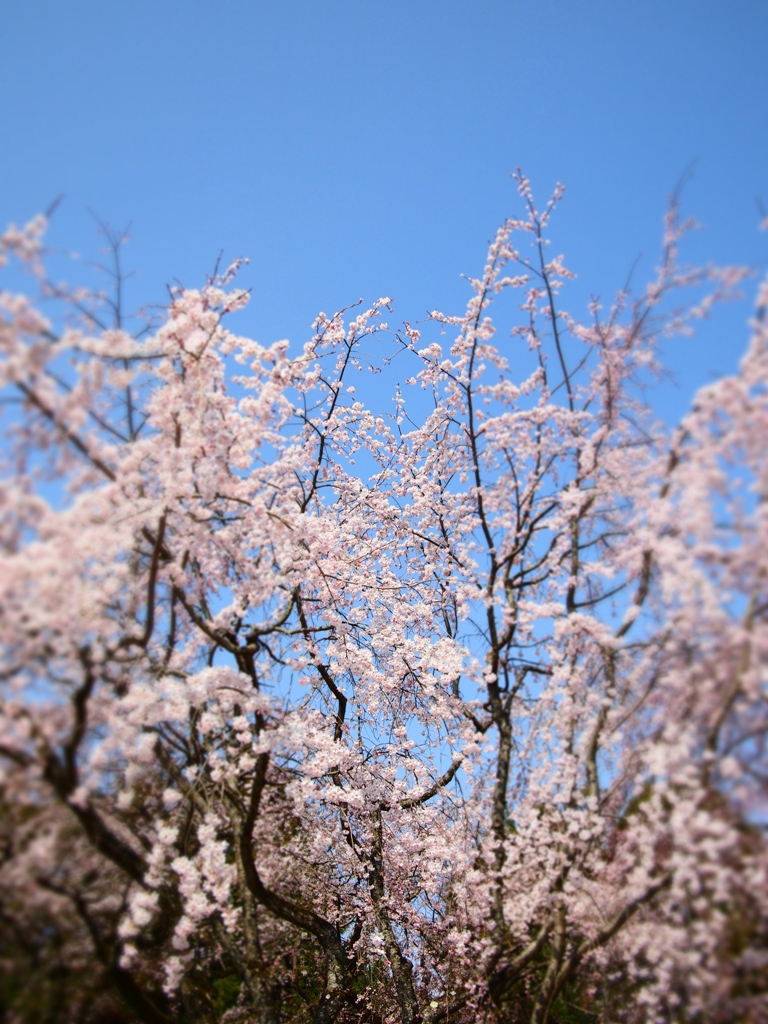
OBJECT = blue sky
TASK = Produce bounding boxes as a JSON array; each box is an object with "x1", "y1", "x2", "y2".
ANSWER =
[{"x1": 1, "y1": 0, "x2": 766, "y2": 424}]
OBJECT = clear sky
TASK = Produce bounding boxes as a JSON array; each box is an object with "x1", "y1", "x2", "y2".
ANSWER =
[{"x1": 1, "y1": 0, "x2": 766, "y2": 424}]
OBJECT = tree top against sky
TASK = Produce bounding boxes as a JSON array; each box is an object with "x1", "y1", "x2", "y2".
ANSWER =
[{"x1": 1, "y1": 1, "x2": 765, "y2": 425}]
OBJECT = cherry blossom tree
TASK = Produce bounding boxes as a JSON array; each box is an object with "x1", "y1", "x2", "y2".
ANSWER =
[{"x1": 1, "y1": 177, "x2": 767, "y2": 1024}]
